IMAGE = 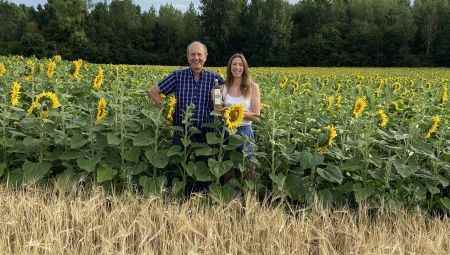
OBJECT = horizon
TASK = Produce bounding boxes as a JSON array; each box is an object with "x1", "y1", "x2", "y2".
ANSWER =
[{"x1": 7, "y1": 0, "x2": 301, "y2": 12}]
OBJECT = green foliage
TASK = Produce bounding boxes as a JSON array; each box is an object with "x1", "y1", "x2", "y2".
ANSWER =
[{"x1": 0, "y1": 0, "x2": 450, "y2": 66}]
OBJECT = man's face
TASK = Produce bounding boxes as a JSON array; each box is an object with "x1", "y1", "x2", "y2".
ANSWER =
[{"x1": 187, "y1": 44, "x2": 207, "y2": 72}]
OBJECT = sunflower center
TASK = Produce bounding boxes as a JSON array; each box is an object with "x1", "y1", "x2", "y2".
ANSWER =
[{"x1": 230, "y1": 110, "x2": 240, "y2": 121}]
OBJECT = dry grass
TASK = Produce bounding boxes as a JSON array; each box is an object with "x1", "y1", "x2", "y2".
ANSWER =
[{"x1": 0, "y1": 185, "x2": 449, "y2": 255}]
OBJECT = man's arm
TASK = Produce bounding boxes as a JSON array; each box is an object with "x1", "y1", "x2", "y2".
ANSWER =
[
  {"x1": 148, "y1": 72, "x2": 177, "y2": 107},
  {"x1": 147, "y1": 85, "x2": 163, "y2": 108}
]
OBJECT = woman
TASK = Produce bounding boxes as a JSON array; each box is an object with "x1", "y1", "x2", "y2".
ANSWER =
[{"x1": 222, "y1": 53, "x2": 261, "y2": 180}]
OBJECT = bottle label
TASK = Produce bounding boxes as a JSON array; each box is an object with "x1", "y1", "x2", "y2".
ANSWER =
[{"x1": 213, "y1": 88, "x2": 222, "y2": 105}]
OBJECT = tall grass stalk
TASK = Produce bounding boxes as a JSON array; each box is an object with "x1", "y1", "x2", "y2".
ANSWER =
[{"x1": 0, "y1": 185, "x2": 448, "y2": 254}]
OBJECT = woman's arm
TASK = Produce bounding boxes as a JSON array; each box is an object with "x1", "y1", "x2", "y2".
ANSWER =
[{"x1": 244, "y1": 82, "x2": 261, "y2": 122}]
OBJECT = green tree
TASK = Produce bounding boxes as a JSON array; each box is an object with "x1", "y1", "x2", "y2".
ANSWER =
[
  {"x1": 413, "y1": 0, "x2": 449, "y2": 64},
  {"x1": 242, "y1": 0, "x2": 293, "y2": 66},
  {"x1": 181, "y1": 3, "x2": 201, "y2": 48},
  {"x1": 200, "y1": 0, "x2": 245, "y2": 65},
  {"x1": 85, "y1": 2, "x2": 113, "y2": 62},
  {"x1": 139, "y1": 7, "x2": 158, "y2": 64},
  {"x1": 153, "y1": 4, "x2": 184, "y2": 65},
  {"x1": 431, "y1": 1, "x2": 450, "y2": 66},
  {"x1": 379, "y1": 0, "x2": 417, "y2": 66},
  {"x1": 108, "y1": 0, "x2": 143, "y2": 63},
  {"x1": 0, "y1": 0, "x2": 29, "y2": 54},
  {"x1": 43, "y1": 0, "x2": 88, "y2": 57},
  {"x1": 1, "y1": 0, "x2": 449, "y2": 66}
]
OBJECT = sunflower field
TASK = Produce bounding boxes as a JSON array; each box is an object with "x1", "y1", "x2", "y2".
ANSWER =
[{"x1": 1, "y1": 56, "x2": 450, "y2": 212}]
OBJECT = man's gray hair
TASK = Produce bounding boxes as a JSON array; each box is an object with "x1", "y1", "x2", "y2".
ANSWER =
[{"x1": 187, "y1": 41, "x2": 208, "y2": 55}]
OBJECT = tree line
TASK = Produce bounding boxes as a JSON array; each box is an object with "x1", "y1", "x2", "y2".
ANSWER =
[{"x1": 1, "y1": 0, "x2": 449, "y2": 66}]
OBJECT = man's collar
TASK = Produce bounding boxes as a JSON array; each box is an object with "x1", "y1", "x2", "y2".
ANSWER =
[{"x1": 189, "y1": 67, "x2": 205, "y2": 80}]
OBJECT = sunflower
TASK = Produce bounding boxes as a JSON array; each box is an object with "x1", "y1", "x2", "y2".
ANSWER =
[
  {"x1": 47, "y1": 60, "x2": 56, "y2": 79},
  {"x1": 223, "y1": 104, "x2": 245, "y2": 133},
  {"x1": 377, "y1": 109, "x2": 389, "y2": 128},
  {"x1": 378, "y1": 79, "x2": 385, "y2": 89},
  {"x1": 424, "y1": 116, "x2": 440, "y2": 139},
  {"x1": 92, "y1": 66, "x2": 104, "y2": 90},
  {"x1": 292, "y1": 80, "x2": 300, "y2": 94},
  {"x1": 26, "y1": 59, "x2": 35, "y2": 76},
  {"x1": 441, "y1": 86, "x2": 448, "y2": 105},
  {"x1": 335, "y1": 95, "x2": 342, "y2": 111},
  {"x1": 325, "y1": 95, "x2": 334, "y2": 112},
  {"x1": 216, "y1": 68, "x2": 224, "y2": 79},
  {"x1": 10, "y1": 81, "x2": 21, "y2": 107},
  {"x1": 44, "y1": 92, "x2": 61, "y2": 109},
  {"x1": 279, "y1": 76, "x2": 288, "y2": 89},
  {"x1": 319, "y1": 125, "x2": 337, "y2": 153},
  {"x1": 40, "y1": 107, "x2": 49, "y2": 119},
  {"x1": 0, "y1": 63, "x2": 6, "y2": 77},
  {"x1": 27, "y1": 100, "x2": 40, "y2": 116},
  {"x1": 165, "y1": 95, "x2": 176, "y2": 124},
  {"x1": 27, "y1": 91, "x2": 61, "y2": 117},
  {"x1": 336, "y1": 83, "x2": 342, "y2": 92},
  {"x1": 96, "y1": 97, "x2": 107, "y2": 125},
  {"x1": 25, "y1": 59, "x2": 35, "y2": 81},
  {"x1": 324, "y1": 125, "x2": 337, "y2": 147},
  {"x1": 71, "y1": 59, "x2": 83, "y2": 79},
  {"x1": 83, "y1": 62, "x2": 90, "y2": 71},
  {"x1": 391, "y1": 101, "x2": 400, "y2": 112},
  {"x1": 52, "y1": 55, "x2": 62, "y2": 63},
  {"x1": 392, "y1": 82, "x2": 401, "y2": 92},
  {"x1": 352, "y1": 97, "x2": 368, "y2": 118}
]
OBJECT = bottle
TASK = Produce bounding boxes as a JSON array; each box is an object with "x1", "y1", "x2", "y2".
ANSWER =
[{"x1": 212, "y1": 78, "x2": 223, "y2": 112}]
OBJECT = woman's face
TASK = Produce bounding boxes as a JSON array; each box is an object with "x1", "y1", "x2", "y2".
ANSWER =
[{"x1": 230, "y1": 57, "x2": 244, "y2": 78}]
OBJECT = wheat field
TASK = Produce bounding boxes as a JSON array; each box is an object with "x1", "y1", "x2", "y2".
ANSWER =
[{"x1": 0, "y1": 185, "x2": 448, "y2": 255}]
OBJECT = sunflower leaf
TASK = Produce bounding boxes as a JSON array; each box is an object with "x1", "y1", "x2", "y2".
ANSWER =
[
  {"x1": 317, "y1": 165, "x2": 343, "y2": 184},
  {"x1": 206, "y1": 132, "x2": 221, "y2": 145}
]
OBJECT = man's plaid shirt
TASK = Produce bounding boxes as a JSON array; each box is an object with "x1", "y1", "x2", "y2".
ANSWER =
[{"x1": 158, "y1": 68, "x2": 224, "y2": 128}]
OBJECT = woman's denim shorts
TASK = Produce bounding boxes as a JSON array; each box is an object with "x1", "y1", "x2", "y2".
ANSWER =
[{"x1": 236, "y1": 125, "x2": 255, "y2": 159}]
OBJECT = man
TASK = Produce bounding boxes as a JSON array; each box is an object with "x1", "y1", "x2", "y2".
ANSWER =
[
  {"x1": 148, "y1": 41, "x2": 224, "y2": 141},
  {"x1": 148, "y1": 42, "x2": 224, "y2": 194}
]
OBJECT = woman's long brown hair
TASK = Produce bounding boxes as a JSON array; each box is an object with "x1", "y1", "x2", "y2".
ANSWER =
[{"x1": 225, "y1": 53, "x2": 252, "y2": 98}]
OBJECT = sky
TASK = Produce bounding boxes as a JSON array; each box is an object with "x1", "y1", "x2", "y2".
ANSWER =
[{"x1": 8, "y1": 0, "x2": 300, "y2": 12}]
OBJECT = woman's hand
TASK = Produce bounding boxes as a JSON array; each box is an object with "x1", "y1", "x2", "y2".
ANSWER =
[{"x1": 244, "y1": 111, "x2": 260, "y2": 122}]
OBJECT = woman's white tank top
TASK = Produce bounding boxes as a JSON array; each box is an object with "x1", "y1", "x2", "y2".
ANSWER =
[{"x1": 223, "y1": 86, "x2": 252, "y2": 126}]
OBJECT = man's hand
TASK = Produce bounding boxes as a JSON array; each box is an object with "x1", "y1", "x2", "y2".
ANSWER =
[
  {"x1": 215, "y1": 105, "x2": 226, "y2": 114},
  {"x1": 147, "y1": 85, "x2": 163, "y2": 108}
]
